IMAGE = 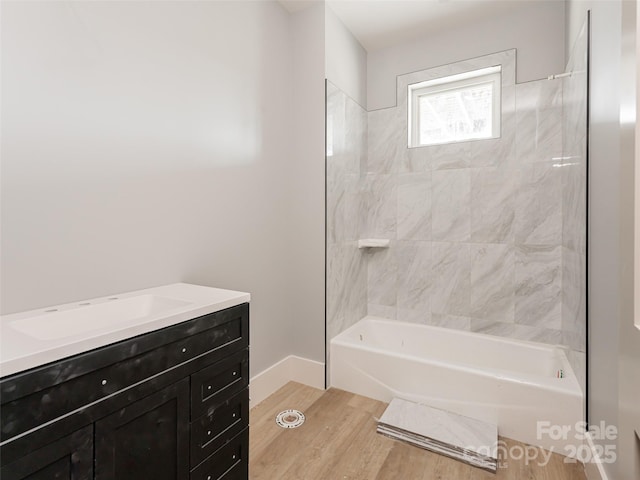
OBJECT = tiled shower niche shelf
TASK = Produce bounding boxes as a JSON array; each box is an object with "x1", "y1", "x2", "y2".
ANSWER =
[{"x1": 358, "y1": 239, "x2": 391, "y2": 249}]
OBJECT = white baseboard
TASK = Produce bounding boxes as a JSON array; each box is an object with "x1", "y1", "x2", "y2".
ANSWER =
[
  {"x1": 583, "y1": 432, "x2": 612, "y2": 480},
  {"x1": 249, "y1": 355, "x2": 325, "y2": 409}
]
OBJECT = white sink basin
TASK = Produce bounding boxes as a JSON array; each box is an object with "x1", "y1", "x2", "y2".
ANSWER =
[
  {"x1": 11, "y1": 294, "x2": 192, "y2": 341},
  {"x1": 1, "y1": 283, "x2": 250, "y2": 378}
]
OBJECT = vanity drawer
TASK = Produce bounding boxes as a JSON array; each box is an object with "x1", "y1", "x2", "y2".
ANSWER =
[
  {"x1": 191, "y1": 350, "x2": 248, "y2": 420},
  {"x1": 191, "y1": 388, "x2": 249, "y2": 467},
  {"x1": 190, "y1": 428, "x2": 248, "y2": 480},
  {"x1": 1, "y1": 304, "x2": 249, "y2": 441}
]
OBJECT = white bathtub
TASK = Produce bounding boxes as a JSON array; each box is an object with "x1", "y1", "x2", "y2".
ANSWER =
[{"x1": 330, "y1": 317, "x2": 583, "y2": 454}]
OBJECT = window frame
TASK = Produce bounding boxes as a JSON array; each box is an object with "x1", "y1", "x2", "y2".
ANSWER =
[{"x1": 408, "y1": 65, "x2": 502, "y2": 148}]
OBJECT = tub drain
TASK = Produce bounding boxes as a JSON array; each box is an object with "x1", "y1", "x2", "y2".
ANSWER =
[{"x1": 275, "y1": 409, "x2": 305, "y2": 429}]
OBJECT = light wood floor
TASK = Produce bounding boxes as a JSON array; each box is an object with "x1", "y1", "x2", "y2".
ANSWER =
[{"x1": 249, "y1": 382, "x2": 587, "y2": 480}]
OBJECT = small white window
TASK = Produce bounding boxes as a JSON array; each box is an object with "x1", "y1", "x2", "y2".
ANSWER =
[{"x1": 408, "y1": 66, "x2": 501, "y2": 148}]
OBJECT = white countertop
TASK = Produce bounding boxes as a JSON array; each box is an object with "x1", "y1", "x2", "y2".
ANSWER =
[{"x1": 0, "y1": 283, "x2": 250, "y2": 378}]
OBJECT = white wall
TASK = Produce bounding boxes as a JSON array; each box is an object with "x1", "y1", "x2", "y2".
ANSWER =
[
  {"x1": 0, "y1": 0, "x2": 314, "y2": 377},
  {"x1": 325, "y1": 4, "x2": 367, "y2": 108},
  {"x1": 367, "y1": 0, "x2": 565, "y2": 110},
  {"x1": 566, "y1": 2, "x2": 620, "y2": 479},
  {"x1": 289, "y1": 2, "x2": 326, "y2": 365},
  {"x1": 618, "y1": 1, "x2": 640, "y2": 477},
  {"x1": 566, "y1": 2, "x2": 640, "y2": 479}
]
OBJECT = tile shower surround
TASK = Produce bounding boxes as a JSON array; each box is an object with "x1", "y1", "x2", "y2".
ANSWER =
[
  {"x1": 561, "y1": 19, "x2": 588, "y2": 392},
  {"x1": 326, "y1": 49, "x2": 586, "y2": 381},
  {"x1": 326, "y1": 82, "x2": 368, "y2": 344}
]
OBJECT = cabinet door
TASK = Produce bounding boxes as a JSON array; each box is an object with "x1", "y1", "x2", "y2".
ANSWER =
[
  {"x1": 95, "y1": 379, "x2": 190, "y2": 480},
  {"x1": 0, "y1": 426, "x2": 93, "y2": 480}
]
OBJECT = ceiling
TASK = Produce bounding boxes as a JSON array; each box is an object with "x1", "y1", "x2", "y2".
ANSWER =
[{"x1": 279, "y1": 0, "x2": 551, "y2": 52}]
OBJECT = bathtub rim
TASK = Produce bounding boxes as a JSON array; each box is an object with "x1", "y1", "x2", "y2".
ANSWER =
[{"x1": 330, "y1": 316, "x2": 582, "y2": 397}]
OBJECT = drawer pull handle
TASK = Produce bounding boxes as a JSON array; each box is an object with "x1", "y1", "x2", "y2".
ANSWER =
[
  {"x1": 207, "y1": 385, "x2": 212, "y2": 390},
  {"x1": 181, "y1": 347, "x2": 187, "y2": 353},
  {"x1": 207, "y1": 476, "x2": 211, "y2": 480},
  {"x1": 101, "y1": 379, "x2": 107, "y2": 386},
  {"x1": 207, "y1": 430, "x2": 211, "y2": 436},
  {"x1": 232, "y1": 454, "x2": 236, "y2": 460},
  {"x1": 232, "y1": 413, "x2": 236, "y2": 418},
  {"x1": 232, "y1": 371, "x2": 237, "y2": 376}
]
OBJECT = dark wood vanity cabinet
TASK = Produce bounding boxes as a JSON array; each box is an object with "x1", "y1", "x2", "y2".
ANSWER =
[
  {"x1": 0, "y1": 426, "x2": 94, "y2": 480},
  {"x1": 94, "y1": 379, "x2": 191, "y2": 480},
  {"x1": 0, "y1": 303, "x2": 249, "y2": 480}
]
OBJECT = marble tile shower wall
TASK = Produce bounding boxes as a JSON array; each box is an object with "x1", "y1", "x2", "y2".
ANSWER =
[
  {"x1": 561, "y1": 19, "x2": 588, "y2": 391},
  {"x1": 561, "y1": 21, "x2": 588, "y2": 353},
  {"x1": 326, "y1": 48, "x2": 586, "y2": 362},
  {"x1": 326, "y1": 81, "x2": 368, "y2": 343},
  {"x1": 364, "y1": 50, "x2": 573, "y2": 347}
]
